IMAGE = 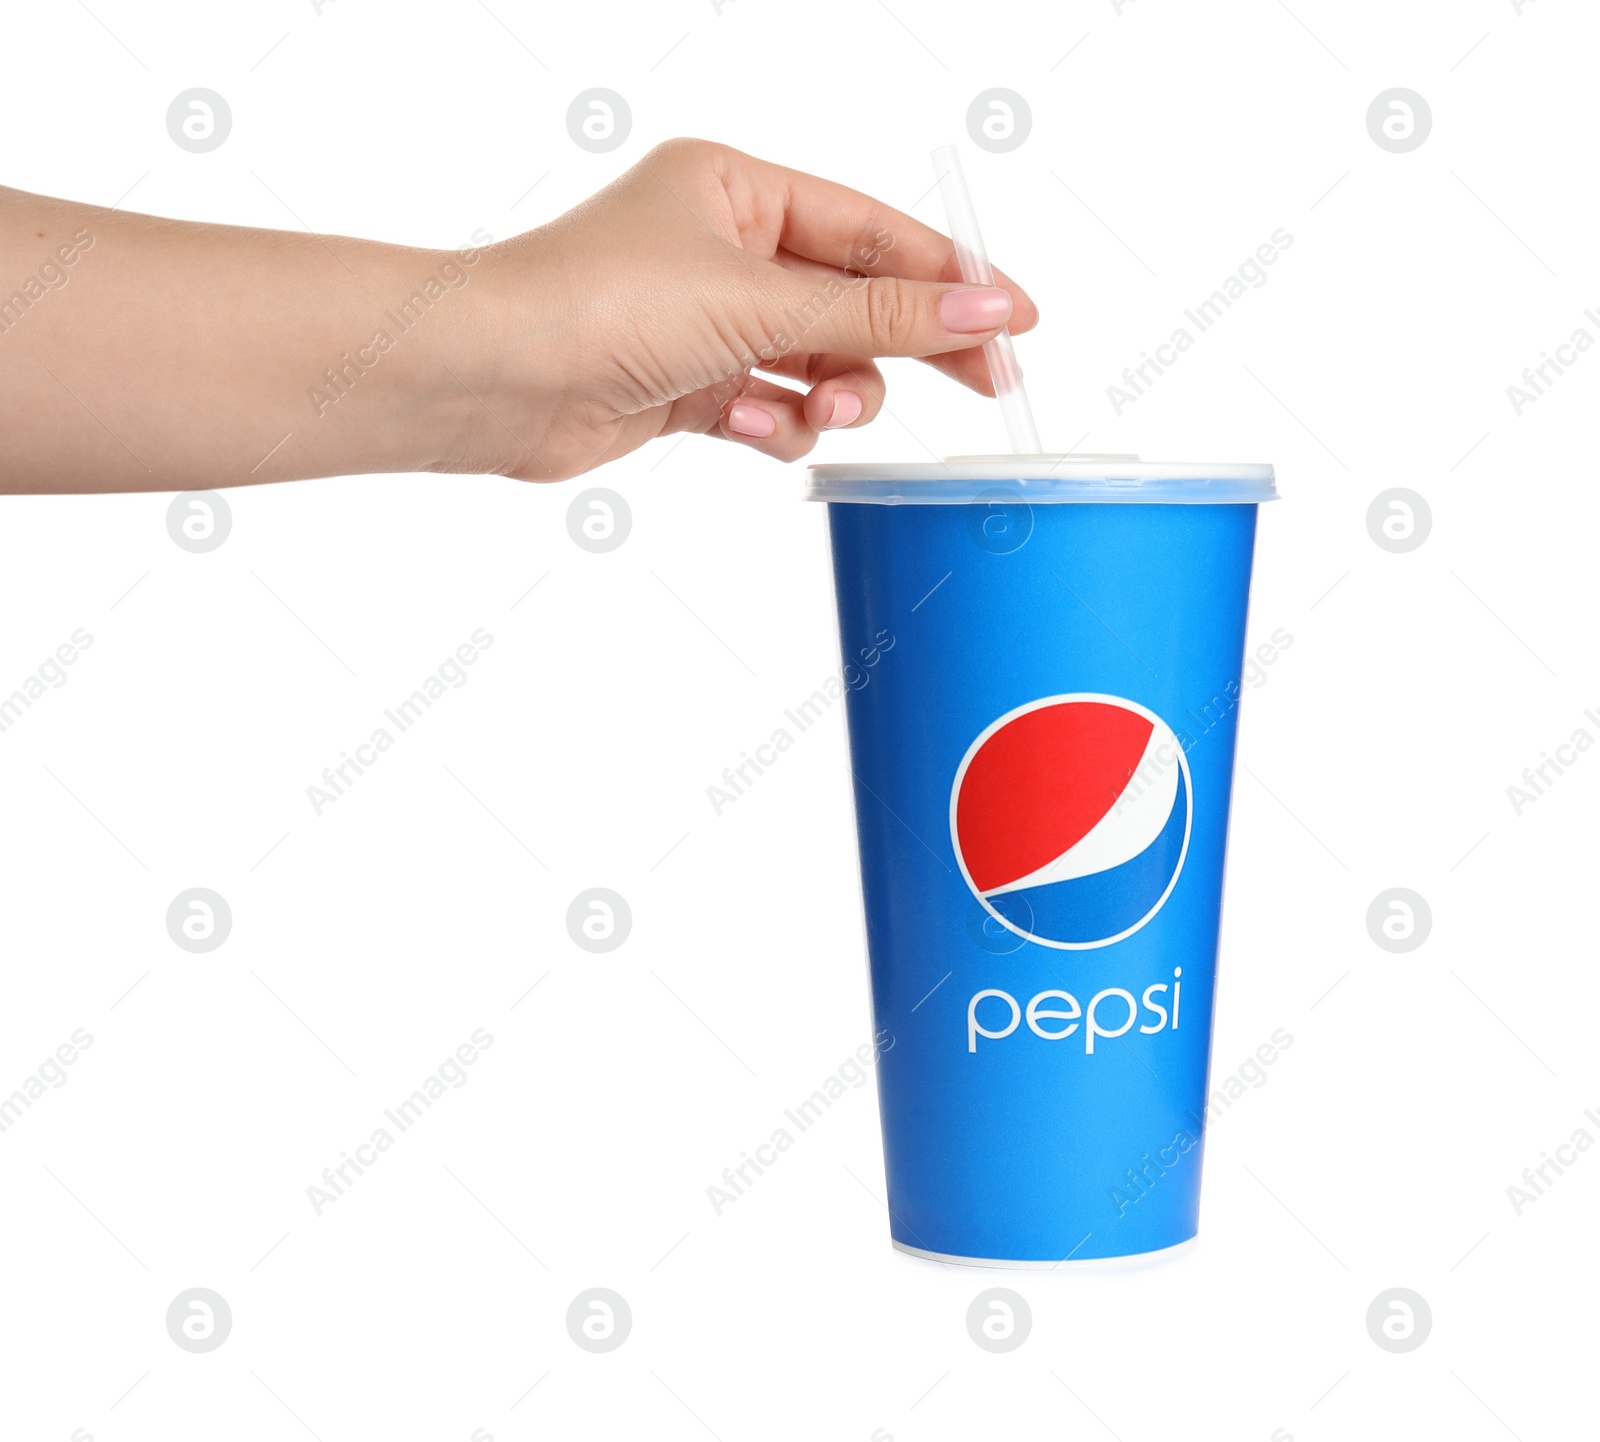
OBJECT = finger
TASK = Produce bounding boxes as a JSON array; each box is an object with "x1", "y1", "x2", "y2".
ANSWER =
[
  {"x1": 745, "y1": 349, "x2": 884, "y2": 428},
  {"x1": 768, "y1": 245, "x2": 1028, "y2": 397},
  {"x1": 801, "y1": 355, "x2": 883, "y2": 431},
  {"x1": 716, "y1": 146, "x2": 1038, "y2": 330},
  {"x1": 656, "y1": 374, "x2": 820, "y2": 459},
  {"x1": 922, "y1": 346, "x2": 1007, "y2": 396},
  {"x1": 772, "y1": 268, "x2": 1016, "y2": 364},
  {"x1": 769, "y1": 242, "x2": 1037, "y2": 338},
  {"x1": 709, "y1": 375, "x2": 821, "y2": 463}
]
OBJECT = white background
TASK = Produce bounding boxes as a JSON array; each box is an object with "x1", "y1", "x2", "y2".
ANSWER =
[{"x1": 2, "y1": 1, "x2": 1596, "y2": 1438}]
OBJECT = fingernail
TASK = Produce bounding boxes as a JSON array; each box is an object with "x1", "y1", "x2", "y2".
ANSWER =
[
  {"x1": 823, "y1": 391, "x2": 863, "y2": 429},
  {"x1": 727, "y1": 402, "x2": 776, "y2": 438},
  {"x1": 940, "y1": 286, "x2": 1012, "y2": 334}
]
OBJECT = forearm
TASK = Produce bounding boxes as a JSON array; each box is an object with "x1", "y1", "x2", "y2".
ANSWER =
[{"x1": 0, "y1": 186, "x2": 507, "y2": 493}]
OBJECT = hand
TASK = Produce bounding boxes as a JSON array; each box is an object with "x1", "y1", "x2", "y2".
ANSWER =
[{"x1": 454, "y1": 138, "x2": 1039, "y2": 480}]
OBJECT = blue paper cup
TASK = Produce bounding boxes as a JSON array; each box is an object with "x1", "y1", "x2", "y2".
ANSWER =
[{"x1": 808, "y1": 456, "x2": 1276, "y2": 1266}]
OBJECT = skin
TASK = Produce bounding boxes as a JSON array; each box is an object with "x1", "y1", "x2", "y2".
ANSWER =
[{"x1": 0, "y1": 138, "x2": 1037, "y2": 494}]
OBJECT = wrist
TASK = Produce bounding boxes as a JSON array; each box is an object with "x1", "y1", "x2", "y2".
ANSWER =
[
  {"x1": 455, "y1": 227, "x2": 591, "y2": 479},
  {"x1": 364, "y1": 226, "x2": 591, "y2": 483},
  {"x1": 343, "y1": 238, "x2": 508, "y2": 474}
]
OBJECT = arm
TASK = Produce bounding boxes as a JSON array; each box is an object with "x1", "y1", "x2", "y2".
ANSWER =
[
  {"x1": 0, "y1": 139, "x2": 1036, "y2": 494},
  {"x1": 1, "y1": 185, "x2": 484, "y2": 490}
]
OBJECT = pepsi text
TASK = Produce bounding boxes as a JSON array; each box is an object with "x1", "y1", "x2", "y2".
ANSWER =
[{"x1": 968, "y1": 970, "x2": 1183, "y2": 1054}]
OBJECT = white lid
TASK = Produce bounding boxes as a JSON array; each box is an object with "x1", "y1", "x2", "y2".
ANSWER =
[{"x1": 805, "y1": 455, "x2": 1276, "y2": 504}]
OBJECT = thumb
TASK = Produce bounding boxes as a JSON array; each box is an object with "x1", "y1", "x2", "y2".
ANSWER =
[{"x1": 774, "y1": 272, "x2": 1014, "y2": 361}]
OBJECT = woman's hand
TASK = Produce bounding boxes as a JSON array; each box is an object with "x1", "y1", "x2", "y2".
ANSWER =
[{"x1": 459, "y1": 137, "x2": 1038, "y2": 480}]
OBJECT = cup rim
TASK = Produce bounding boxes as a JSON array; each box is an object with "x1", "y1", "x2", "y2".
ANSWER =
[{"x1": 806, "y1": 456, "x2": 1277, "y2": 505}]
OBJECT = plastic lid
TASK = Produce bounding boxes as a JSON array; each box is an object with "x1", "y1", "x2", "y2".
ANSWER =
[{"x1": 805, "y1": 455, "x2": 1277, "y2": 504}]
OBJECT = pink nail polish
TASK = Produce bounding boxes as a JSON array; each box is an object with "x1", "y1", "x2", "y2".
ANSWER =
[
  {"x1": 940, "y1": 286, "x2": 1012, "y2": 334},
  {"x1": 727, "y1": 403, "x2": 776, "y2": 438},
  {"x1": 824, "y1": 392, "x2": 863, "y2": 429}
]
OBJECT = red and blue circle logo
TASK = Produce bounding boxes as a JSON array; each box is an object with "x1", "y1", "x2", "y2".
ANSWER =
[{"x1": 951, "y1": 694, "x2": 1192, "y2": 950}]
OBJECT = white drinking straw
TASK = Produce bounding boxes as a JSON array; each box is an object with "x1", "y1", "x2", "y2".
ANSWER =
[{"x1": 931, "y1": 144, "x2": 1042, "y2": 455}]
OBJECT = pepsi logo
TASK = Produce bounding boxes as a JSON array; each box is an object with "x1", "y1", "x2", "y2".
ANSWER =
[{"x1": 950, "y1": 695, "x2": 1192, "y2": 950}]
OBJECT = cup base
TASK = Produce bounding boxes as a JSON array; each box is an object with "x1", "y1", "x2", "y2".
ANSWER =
[{"x1": 891, "y1": 1234, "x2": 1198, "y2": 1272}]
